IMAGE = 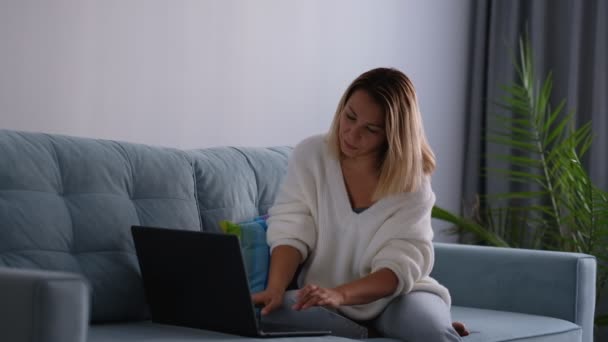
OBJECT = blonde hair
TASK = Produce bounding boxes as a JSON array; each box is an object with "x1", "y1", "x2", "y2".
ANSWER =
[{"x1": 326, "y1": 67, "x2": 435, "y2": 199}]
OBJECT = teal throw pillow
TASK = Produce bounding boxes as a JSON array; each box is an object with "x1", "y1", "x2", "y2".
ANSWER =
[{"x1": 219, "y1": 215, "x2": 269, "y2": 294}]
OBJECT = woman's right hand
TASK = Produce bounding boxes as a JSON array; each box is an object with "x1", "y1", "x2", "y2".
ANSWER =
[{"x1": 251, "y1": 287, "x2": 285, "y2": 315}]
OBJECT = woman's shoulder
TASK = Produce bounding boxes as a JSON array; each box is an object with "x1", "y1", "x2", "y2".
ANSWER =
[
  {"x1": 391, "y1": 176, "x2": 435, "y2": 206},
  {"x1": 292, "y1": 134, "x2": 328, "y2": 160}
]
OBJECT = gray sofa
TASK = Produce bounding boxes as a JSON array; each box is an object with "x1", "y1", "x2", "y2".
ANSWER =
[{"x1": 0, "y1": 129, "x2": 596, "y2": 342}]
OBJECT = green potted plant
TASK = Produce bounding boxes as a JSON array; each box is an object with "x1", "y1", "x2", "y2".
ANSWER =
[{"x1": 432, "y1": 36, "x2": 608, "y2": 327}]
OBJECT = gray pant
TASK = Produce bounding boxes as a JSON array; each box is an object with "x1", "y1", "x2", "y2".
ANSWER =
[{"x1": 262, "y1": 290, "x2": 462, "y2": 341}]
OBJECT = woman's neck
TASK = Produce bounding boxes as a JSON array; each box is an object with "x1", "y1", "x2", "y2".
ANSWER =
[
  {"x1": 340, "y1": 153, "x2": 382, "y2": 208},
  {"x1": 340, "y1": 153, "x2": 382, "y2": 175}
]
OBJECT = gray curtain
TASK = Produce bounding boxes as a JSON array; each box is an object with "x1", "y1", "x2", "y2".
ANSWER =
[
  {"x1": 464, "y1": 0, "x2": 608, "y2": 206},
  {"x1": 462, "y1": 0, "x2": 608, "y2": 338}
]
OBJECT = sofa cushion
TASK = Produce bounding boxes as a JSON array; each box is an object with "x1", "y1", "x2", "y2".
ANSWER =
[
  {"x1": 188, "y1": 147, "x2": 290, "y2": 232},
  {"x1": 87, "y1": 309, "x2": 583, "y2": 342},
  {"x1": 0, "y1": 130, "x2": 202, "y2": 322},
  {"x1": 88, "y1": 321, "x2": 370, "y2": 342},
  {"x1": 451, "y1": 306, "x2": 582, "y2": 342}
]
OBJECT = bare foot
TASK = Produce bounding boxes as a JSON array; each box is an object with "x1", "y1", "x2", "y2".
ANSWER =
[{"x1": 452, "y1": 321, "x2": 469, "y2": 337}]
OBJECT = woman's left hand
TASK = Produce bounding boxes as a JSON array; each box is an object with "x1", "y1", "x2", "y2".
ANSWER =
[{"x1": 292, "y1": 284, "x2": 346, "y2": 310}]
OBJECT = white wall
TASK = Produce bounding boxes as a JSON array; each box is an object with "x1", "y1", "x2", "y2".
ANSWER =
[{"x1": 0, "y1": 0, "x2": 473, "y2": 241}]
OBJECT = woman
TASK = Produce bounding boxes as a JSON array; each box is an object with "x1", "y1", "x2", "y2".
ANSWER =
[{"x1": 252, "y1": 68, "x2": 468, "y2": 341}]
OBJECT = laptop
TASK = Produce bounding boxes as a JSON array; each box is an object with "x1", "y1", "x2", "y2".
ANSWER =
[{"x1": 131, "y1": 225, "x2": 331, "y2": 337}]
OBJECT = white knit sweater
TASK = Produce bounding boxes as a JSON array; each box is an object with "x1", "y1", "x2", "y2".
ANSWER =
[{"x1": 267, "y1": 134, "x2": 451, "y2": 320}]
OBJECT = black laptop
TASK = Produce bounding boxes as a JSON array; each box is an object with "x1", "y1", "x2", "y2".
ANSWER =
[{"x1": 131, "y1": 225, "x2": 331, "y2": 337}]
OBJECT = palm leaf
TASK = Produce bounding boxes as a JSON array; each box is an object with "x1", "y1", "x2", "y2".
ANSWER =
[
  {"x1": 431, "y1": 206, "x2": 509, "y2": 248},
  {"x1": 490, "y1": 154, "x2": 542, "y2": 168}
]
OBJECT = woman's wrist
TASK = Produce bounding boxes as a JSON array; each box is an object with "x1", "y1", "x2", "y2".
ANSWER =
[
  {"x1": 265, "y1": 285, "x2": 286, "y2": 294},
  {"x1": 332, "y1": 286, "x2": 349, "y2": 306}
]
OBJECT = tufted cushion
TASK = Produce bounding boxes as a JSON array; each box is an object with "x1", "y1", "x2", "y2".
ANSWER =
[
  {"x1": 0, "y1": 130, "x2": 202, "y2": 322},
  {"x1": 188, "y1": 147, "x2": 291, "y2": 232}
]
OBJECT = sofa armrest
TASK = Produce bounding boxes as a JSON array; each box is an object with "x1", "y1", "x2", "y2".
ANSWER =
[
  {"x1": 432, "y1": 243, "x2": 596, "y2": 342},
  {"x1": 0, "y1": 267, "x2": 90, "y2": 342}
]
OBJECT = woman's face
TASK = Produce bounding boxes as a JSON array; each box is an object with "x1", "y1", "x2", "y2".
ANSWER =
[{"x1": 338, "y1": 90, "x2": 387, "y2": 160}]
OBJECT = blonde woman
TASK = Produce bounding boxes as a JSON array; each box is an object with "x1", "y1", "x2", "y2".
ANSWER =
[{"x1": 252, "y1": 68, "x2": 468, "y2": 341}]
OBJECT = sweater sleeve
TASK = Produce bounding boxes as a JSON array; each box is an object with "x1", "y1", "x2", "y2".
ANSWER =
[
  {"x1": 370, "y1": 180, "x2": 436, "y2": 296},
  {"x1": 266, "y1": 142, "x2": 317, "y2": 262}
]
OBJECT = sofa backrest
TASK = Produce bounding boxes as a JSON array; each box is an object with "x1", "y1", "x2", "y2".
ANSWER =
[
  {"x1": 188, "y1": 147, "x2": 290, "y2": 233},
  {"x1": 0, "y1": 130, "x2": 290, "y2": 323}
]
